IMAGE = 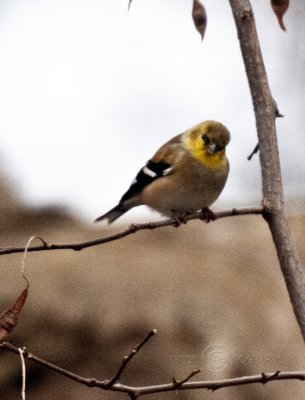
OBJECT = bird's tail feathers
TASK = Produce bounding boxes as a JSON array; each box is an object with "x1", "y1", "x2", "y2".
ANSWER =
[{"x1": 95, "y1": 204, "x2": 127, "y2": 224}]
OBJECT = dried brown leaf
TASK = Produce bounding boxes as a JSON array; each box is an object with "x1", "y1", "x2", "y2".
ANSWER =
[
  {"x1": 0, "y1": 286, "x2": 29, "y2": 341},
  {"x1": 192, "y1": 0, "x2": 207, "y2": 41},
  {"x1": 271, "y1": 0, "x2": 289, "y2": 31}
]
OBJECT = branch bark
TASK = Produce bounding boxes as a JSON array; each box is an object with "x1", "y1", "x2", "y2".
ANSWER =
[
  {"x1": 0, "y1": 206, "x2": 263, "y2": 255},
  {"x1": 229, "y1": 0, "x2": 305, "y2": 340}
]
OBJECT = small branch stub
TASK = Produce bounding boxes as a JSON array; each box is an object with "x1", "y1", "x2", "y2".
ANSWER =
[
  {"x1": 173, "y1": 369, "x2": 201, "y2": 388},
  {"x1": 247, "y1": 143, "x2": 259, "y2": 160}
]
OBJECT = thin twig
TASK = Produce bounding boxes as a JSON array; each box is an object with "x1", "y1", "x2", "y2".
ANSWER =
[
  {"x1": 173, "y1": 369, "x2": 201, "y2": 388},
  {"x1": 1, "y1": 342, "x2": 305, "y2": 397},
  {"x1": 0, "y1": 206, "x2": 263, "y2": 256},
  {"x1": 21, "y1": 236, "x2": 47, "y2": 278},
  {"x1": 21, "y1": 236, "x2": 45, "y2": 286},
  {"x1": 105, "y1": 329, "x2": 157, "y2": 388},
  {"x1": 18, "y1": 347, "x2": 26, "y2": 400},
  {"x1": 247, "y1": 143, "x2": 259, "y2": 160}
]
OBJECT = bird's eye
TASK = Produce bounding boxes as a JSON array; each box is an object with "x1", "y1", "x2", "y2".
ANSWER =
[{"x1": 202, "y1": 133, "x2": 210, "y2": 145}]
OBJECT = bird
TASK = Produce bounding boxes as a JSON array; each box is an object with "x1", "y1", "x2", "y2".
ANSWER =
[{"x1": 95, "y1": 120, "x2": 230, "y2": 224}]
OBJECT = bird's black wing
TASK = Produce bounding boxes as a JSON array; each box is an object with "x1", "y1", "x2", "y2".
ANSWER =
[{"x1": 120, "y1": 160, "x2": 172, "y2": 204}]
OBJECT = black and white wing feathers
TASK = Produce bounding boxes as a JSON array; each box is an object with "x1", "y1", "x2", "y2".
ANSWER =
[
  {"x1": 95, "y1": 159, "x2": 172, "y2": 223},
  {"x1": 120, "y1": 160, "x2": 172, "y2": 203}
]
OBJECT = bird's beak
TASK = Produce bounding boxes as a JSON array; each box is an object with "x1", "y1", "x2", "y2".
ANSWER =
[{"x1": 207, "y1": 143, "x2": 217, "y2": 155}]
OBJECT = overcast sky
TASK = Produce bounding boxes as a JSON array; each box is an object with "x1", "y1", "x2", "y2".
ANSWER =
[{"x1": 0, "y1": 0, "x2": 304, "y2": 223}]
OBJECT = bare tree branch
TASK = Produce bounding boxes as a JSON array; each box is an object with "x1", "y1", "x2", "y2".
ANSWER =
[
  {"x1": 228, "y1": 0, "x2": 305, "y2": 342},
  {"x1": 0, "y1": 207, "x2": 263, "y2": 256},
  {"x1": 105, "y1": 329, "x2": 157, "y2": 388},
  {"x1": 172, "y1": 369, "x2": 201, "y2": 388},
  {"x1": 1, "y1": 341, "x2": 305, "y2": 397}
]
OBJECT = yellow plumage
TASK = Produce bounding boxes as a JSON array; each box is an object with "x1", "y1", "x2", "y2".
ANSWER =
[{"x1": 96, "y1": 120, "x2": 230, "y2": 223}]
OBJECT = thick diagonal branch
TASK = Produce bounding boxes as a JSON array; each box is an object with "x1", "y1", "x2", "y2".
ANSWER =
[{"x1": 229, "y1": 0, "x2": 305, "y2": 341}]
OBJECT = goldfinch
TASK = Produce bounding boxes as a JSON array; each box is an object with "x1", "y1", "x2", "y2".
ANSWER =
[{"x1": 95, "y1": 120, "x2": 230, "y2": 223}]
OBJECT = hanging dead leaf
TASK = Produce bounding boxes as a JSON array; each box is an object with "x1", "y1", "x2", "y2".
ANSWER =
[
  {"x1": 271, "y1": 0, "x2": 289, "y2": 31},
  {"x1": 0, "y1": 286, "x2": 29, "y2": 341},
  {"x1": 192, "y1": 0, "x2": 207, "y2": 41}
]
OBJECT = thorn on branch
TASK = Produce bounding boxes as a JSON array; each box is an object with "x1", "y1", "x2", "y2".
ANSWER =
[
  {"x1": 261, "y1": 370, "x2": 281, "y2": 384},
  {"x1": 276, "y1": 109, "x2": 284, "y2": 118},
  {"x1": 261, "y1": 372, "x2": 268, "y2": 384},
  {"x1": 247, "y1": 143, "x2": 259, "y2": 160},
  {"x1": 105, "y1": 329, "x2": 157, "y2": 388},
  {"x1": 273, "y1": 98, "x2": 284, "y2": 118},
  {"x1": 270, "y1": 370, "x2": 281, "y2": 380}
]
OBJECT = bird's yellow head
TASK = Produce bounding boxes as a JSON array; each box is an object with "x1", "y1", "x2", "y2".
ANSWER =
[{"x1": 183, "y1": 120, "x2": 230, "y2": 169}]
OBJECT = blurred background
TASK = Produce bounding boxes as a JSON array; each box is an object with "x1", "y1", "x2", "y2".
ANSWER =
[{"x1": 0, "y1": 0, "x2": 305, "y2": 399}]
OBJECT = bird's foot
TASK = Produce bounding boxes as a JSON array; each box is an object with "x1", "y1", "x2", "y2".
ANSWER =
[
  {"x1": 200, "y1": 207, "x2": 215, "y2": 223},
  {"x1": 171, "y1": 210, "x2": 188, "y2": 227}
]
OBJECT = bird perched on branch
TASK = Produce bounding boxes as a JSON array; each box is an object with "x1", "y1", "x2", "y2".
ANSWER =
[{"x1": 95, "y1": 120, "x2": 230, "y2": 224}]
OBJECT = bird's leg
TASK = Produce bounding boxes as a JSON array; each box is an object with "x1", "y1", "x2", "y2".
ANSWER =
[
  {"x1": 171, "y1": 210, "x2": 188, "y2": 227},
  {"x1": 200, "y1": 207, "x2": 216, "y2": 223}
]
